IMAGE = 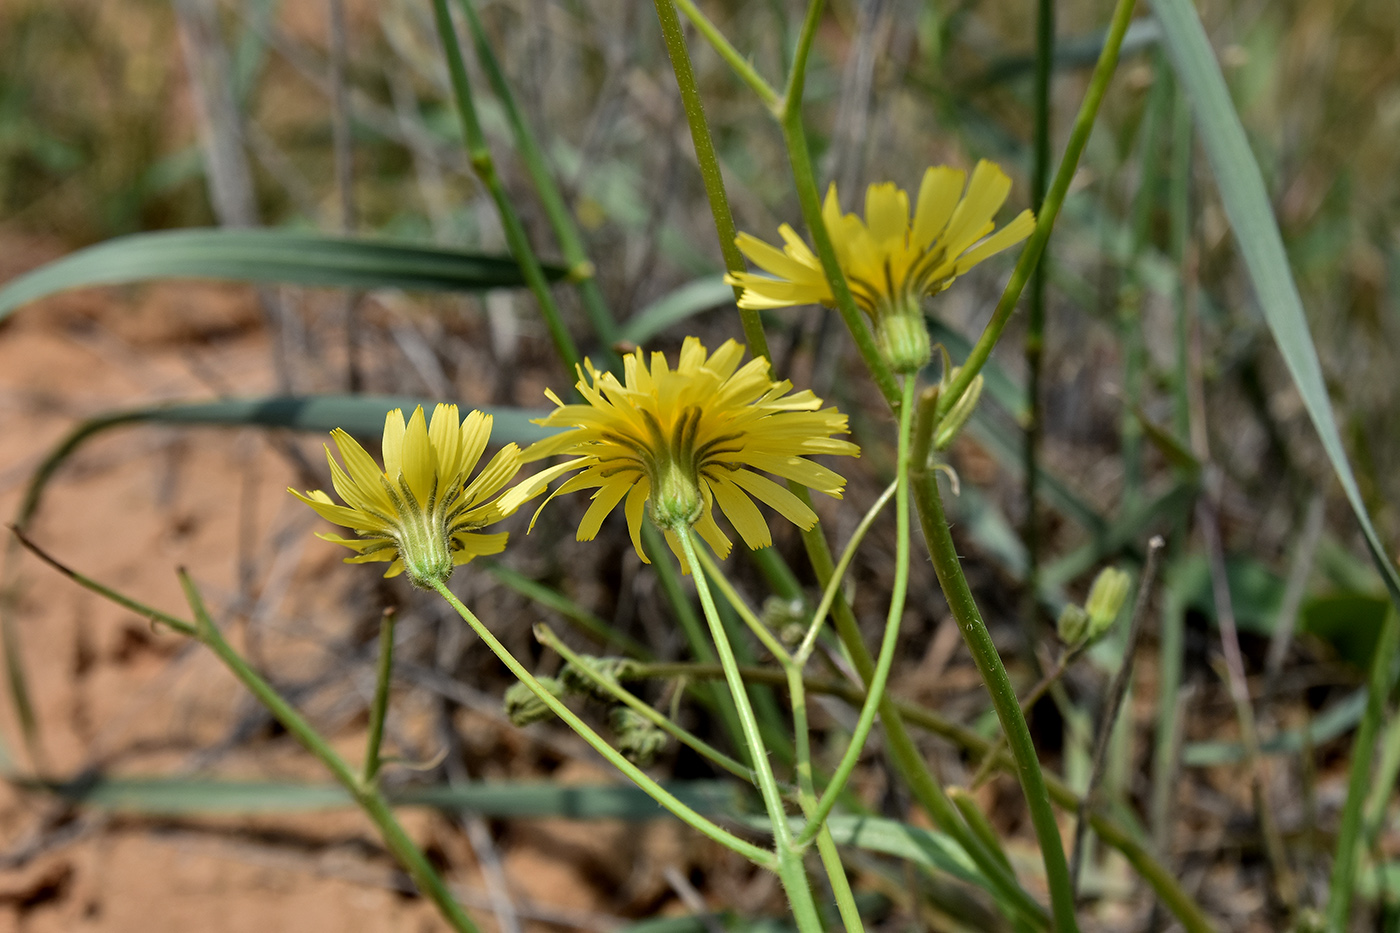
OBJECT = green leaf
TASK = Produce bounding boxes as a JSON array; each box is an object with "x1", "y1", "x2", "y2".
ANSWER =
[
  {"x1": 1300, "y1": 593, "x2": 1391, "y2": 670},
  {"x1": 0, "y1": 229, "x2": 570, "y2": 323},
  {"x1": 25, "y1": 775, "x2": 736, "y2": 820},
  {"x1": 1155, "y1": 0, "x2": 1400, "y2": 606},
  {"x1": 621, "y1": 275, "x2": 736, "y2": 346},
  {"x1": 823, "y1": 814, "x2": 991, "y2": 889}
]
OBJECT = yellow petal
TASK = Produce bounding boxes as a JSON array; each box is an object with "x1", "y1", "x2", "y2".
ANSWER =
[
  {"x1": 942, "y1": 160, "x2": 1013, "y2": 256},
  {"x1": 727, "y1": 469, "x2": 819, "y2": 529},
  {"x1": 400, "y1": 406, "x2": 435, "y2": 506},
  {"x1": 576, "y1": 476, "x2": 633, "y2": 540},
  {"x1": 428, "y1": 403, "x2": 462, "y2": 482},
  {"x1": 381, "y1": 409, "x2": 406, "y2": 479},
  {"x1": 863, "y1": 182, "x2": 910, "y2": 245},
  {"x1": 912, "y1": 166, "x2": 966, "y2": 251},
  {"x1": 954, "y1": 209, "x2": 1035, "y2": 271},
  {"x1": 707, "y1": 475, "x2": 772, "y2": 551},
  {"x1": 625, "y1": 479, "x2": 651, "y2": 564}
]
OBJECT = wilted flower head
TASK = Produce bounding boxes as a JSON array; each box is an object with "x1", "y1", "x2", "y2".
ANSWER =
[
  {"x1": 290, "y1": 404, "x2": 520, "y2": 587},
  {"x1": 500, "y1": 337, "x2": 859, "y2": 565},
  {"x1": 725, "y1": 161, "x2": 1034, "y2": 372}
]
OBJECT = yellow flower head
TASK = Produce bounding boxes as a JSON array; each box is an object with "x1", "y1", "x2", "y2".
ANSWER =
[
  {"x1": 500, "y1": 337, "x2": 859, "y2": 565},
  {"x1": 725, "y1": 161, "x2": 1035, "y2": 371},
  {"x1": 290, "y1": 404, "x2": 521, "y2": 587}
]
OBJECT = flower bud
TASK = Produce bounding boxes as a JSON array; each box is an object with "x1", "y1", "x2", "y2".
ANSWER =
[
  {"x1": 610, "y1": 708, "x2": 668, "y2": 766},
  {"x1": 1057, "y1": 604, "x2": 1090, "y2": 647},
  {"x1": 935, "y1": 373, "x2": 984, "y2": 451},
  {"x1": 874, "y1": 299, "x2": 932, "y2": 374},
  {"x1": 1085, "y1": 566, "x2": 1132, "y2": 640},
  {"x1": 503, "y1": 677, "x2": 564, "y2": 726}
]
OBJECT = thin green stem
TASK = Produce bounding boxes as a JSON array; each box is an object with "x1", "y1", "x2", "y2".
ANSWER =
[
  {"x1": 780, "y1": 0, "x2": 825, "y2": 115},
  {"x1": 652, "y1": 0, "x2": 772, "y2": 364},
  {"x1": 178, "y1": 574, "x2": 480, "y2": 933},
  {"x1": 429, "y1": 578, "x2": 774, "y2": 868},
  {"x1": 1023, "y1": 0, "x2": 1054, "y2": 660},
  {"x1": 1326, "y1": 606, "x2": 1400, "y2": 929},
  {"x1": 452, "y1": 0, "x2": 620, "y2": 358},
  {"x1": 795, "y1": 479, "x2": 897, "y2": 664},
  {"x1": 694, "y1": 547, "x2": 792, "y2": 664},
  {"x1": 362, "y1": 609, "x2": 396, "y2": 786},
  {"x1": 788, "y1": 668, "x2": 865, "y2": 933},
  {"x1": 645, "y1": 522, "x2": 747, "y2": 751},
  {"x1": 430, "y1": 0, "x2": 582, "y2": 374},
  {"x1": 623, "y1": 659, "x2": 1215, "y2": 932},
  {"x1": 674, "y1": 528, "x2": 823, "y2": 933},
  {"x1": 780, "y1": 106, "x2": 901, "y2": 410},
  {"x1": 533, "y1": 623, "x2": 756, "y2": 784},
  {"x1": 786, "y1": 495, "x2": 1050, "y2": 927},
  {"x1": 796, "y1": 377, "x2": 915, "y2": 848},
  {"x1": 937, "y1": 0, "x2": 1137, "y2": 422},
  {"x1": 671, "y1": 0, "x2": 780, "y2": 108},
  {"x1": 911, "y1": 470, "x2": 1079, "y2": 933}
]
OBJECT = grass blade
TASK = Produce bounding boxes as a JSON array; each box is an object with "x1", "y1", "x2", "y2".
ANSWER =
[
  {"x1": 1154, "y1": 0, "x2": 1400, "y2": 603},
  {"x1": 0, "y1": 229, "x2": 569, "y2": 322}
]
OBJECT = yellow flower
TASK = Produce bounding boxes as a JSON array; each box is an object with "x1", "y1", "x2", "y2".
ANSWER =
[
  {"x1": 500, "y1": 337, "x2": 859, "y2": 565},
  {"x1": 290, "y1": 404, "x2": 521, "y2": 587},
  {"x1": 725, "y1": 160, "x2": 1035, "y2": 372}
]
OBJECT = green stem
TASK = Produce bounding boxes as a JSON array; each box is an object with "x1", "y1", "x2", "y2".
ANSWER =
[
  {"x1": 694, "y1": 547, "x2": 792, "y2": 664},
  {"x1": 652, "y1": 0, "x2": 772, "y2": 363},
  {"x1": 673, "y1": 528, "x2": 823, "y2": 933},
  {"x1": 671, "y1": 0, "x2": 780, "y2": 108},
  {"x1": 623, "y1": 659, "x2": 1215, "y2": 932},
  {"x1": 451, "y1": 0, "x2": 621, "y2": 359},
  {"x1": 795, "y1": 479, "x2": 897, "y2": 664},
  {"x1": 429, "y1": 577, "x2": 774, "y2": 867},
  {"x1": 177, "y1": 573, "x2": 481, "y2": 933},
  {"x1": 430, "y1": 0, "x2": 582, "y2": 374},
  {"x1": 645, "y1": 522, "x2": 747, "y2": 751},
  {"x1": 775, "y1": 0, "x2": 900, "y2": 409},
  {"x1": 779, "y1": 91, "x2": 901, "y2": 411},
  {"x1": 796, "y1": 377, "x2": 915, "y2": 847},
  {"x1": 362, "y1": 609, "x2": 396, "y2": 786},
  {"x1": 937, "y1": 0, "x2": 1137, "y2": 422},
  {"x1": 787, "y1": 492, "x2": 1050, "y2": 927},
  {"x1": 787, "y1": 666, "x2": 865, "y2": 933},
  {"x1": 1023, "y1": 0, "x2": 1054, "y2": 653},
  {"x1": 1326, "y1": 606, "x2": 1400, "y2": 929},
  {"x1": 534, "y1": 623, "x2": 756, "y2": 784},
  {"x1": 911, "y1": 469, "x2": 1079, "y2": 932}
]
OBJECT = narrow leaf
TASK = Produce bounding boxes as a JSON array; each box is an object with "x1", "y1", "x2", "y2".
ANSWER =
[
  {"x1": 1154, "y1": 0, "x2": 1400, "y2": 604},
  {"x1": 0, "y1": 229, "x2": 570, "y2": 322}
]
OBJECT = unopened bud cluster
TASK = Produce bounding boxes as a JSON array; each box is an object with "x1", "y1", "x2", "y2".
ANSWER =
[{"x1": 1057, "y1": 566, "x2": 1132, "y2": 648}]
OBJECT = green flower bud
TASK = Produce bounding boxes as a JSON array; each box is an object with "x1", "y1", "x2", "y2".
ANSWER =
[
  {"x1": 503, "y1": 677, "x2": 564, "y2": 726},
  {"x1": 1057, "y1": 604, "x2": 1090, "y2": 647},
  {"x1": 560, "y1": 655, "x2": 634, "y2": 702},
  {"x1": 609, "y1": 707, "x2": 668, "y2": 766},
  {"x1": 874, "y1": 298, "x2": 932, "y2": 374},
  {"x1": 935, "y1": 373, "x2": 984, "y2": 451},
  {"x1": 1085, "y1": 567, "x2": 1132, "y2": 640}
]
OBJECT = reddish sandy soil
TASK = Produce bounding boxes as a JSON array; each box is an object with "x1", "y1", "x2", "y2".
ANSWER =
[{"x1": 0, "y1": 232, "x2": 721, "y2": 932}]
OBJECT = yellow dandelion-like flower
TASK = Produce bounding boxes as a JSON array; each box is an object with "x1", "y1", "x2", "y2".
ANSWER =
[
  {"x1": 290, "y1": 404, "x2": 521, "y2": 587},
  {"x1": 500, "y1": 337, "x2": 859, "y2": 565},
  {"x1": 725, "y1": 160, "x2": 1035, "y2": 372}
]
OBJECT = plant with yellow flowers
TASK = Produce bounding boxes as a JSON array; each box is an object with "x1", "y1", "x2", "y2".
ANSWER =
[{"x1": 8, "y1": 0, "x2": 1252, "y2": 928}]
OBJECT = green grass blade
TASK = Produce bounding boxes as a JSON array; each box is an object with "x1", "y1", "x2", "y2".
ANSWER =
[
  {"x1": 1154, "y1": 0, "x2": 1400, "y2": 604},
  {"x1": 0, "y1": 229, "x2": 570, "y2": 322},
  {"x1": 621, "y1": 275, "x2": 735, "y2": 346},
  {"x1": 23, "y1": 775, "x2": 736, "y2": 820}
]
